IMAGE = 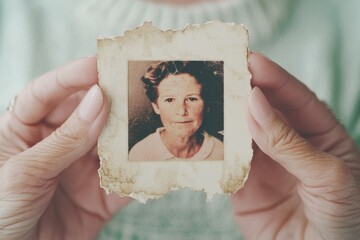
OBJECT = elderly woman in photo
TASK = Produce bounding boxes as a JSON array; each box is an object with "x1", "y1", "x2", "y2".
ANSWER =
[{"x1": 129, "y1": 61, "x2": 224, "y2": 161}]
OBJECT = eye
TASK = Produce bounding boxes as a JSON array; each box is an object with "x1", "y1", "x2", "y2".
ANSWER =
[
  {"x1": 165, "y1": 98, "x2": 174, "y2": 103},
  {"x1": 187, "y1": 97, "x2": 198, "y2": 102}
]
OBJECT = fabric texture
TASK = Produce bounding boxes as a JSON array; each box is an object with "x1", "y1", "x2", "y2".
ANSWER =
[
  {"x1": 1, "y1": 0, "x2": 360, "y2": 239},
  {"x1": 129, "y1": 128, "x2": 224, "y2": 161}
]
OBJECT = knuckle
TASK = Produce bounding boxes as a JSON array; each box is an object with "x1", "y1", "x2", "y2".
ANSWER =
[
  {"x1": 268, "y1": 120, "x2": 300, "y2": 151},
  {"x1": 326, "y1": 159, "x2": 354, "y2": 186},
  {"x1": 52, "y1": 120, "x2": 86, "y2": 147},
  {"x1": 35, "y1": 122, "x2": 87, "y2": 163},
  {"x1": 315, "y1": 159, "x2": 358, "y2": 202},
  {"x1": 1, "y1": 160, "x2": 56, "y2": 192}
]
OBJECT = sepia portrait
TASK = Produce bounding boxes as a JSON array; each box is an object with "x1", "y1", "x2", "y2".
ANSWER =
[{"x1": 128, "y1": 60, "x2": 224, "y2": 162}]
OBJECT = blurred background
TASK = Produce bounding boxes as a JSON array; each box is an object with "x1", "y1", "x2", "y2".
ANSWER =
[{"x1": 1, "y1": 0, "x2": 359, "y2": 239}]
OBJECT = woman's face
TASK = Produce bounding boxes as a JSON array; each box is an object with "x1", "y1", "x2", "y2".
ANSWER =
[{"x1": 152, "y1": 73, "x2": 204, "y2": 138}]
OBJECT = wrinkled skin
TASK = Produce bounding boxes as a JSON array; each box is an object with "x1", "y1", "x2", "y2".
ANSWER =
[
  {"x1": 0, "y1": 57, "x2": 130, "y2": 240},
  {"x1": 231, "y1": 53, "x2": 360, "y2": 240}
]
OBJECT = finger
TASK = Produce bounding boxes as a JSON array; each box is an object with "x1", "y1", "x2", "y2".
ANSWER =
[
  {"x1": 249, "y1": 52, "x2": 338, "y2": 137},
  {"x1": 57, "y1": 149, "x2": 132, "y2": 219},
  {"x1": 249, "y1": 53, "x2": 360, "y2": 175},
  {"x1": 13, "y1": 56, "x2": 98, "y2": 125},
  {"x1": 231, "y1": 144, "x2": 297, "y2": 211},
  {"x1": 5, "y1": 85, "x2": 108, "y2": 180},
  {"x1": 43, "y1": 90, "x2": 86, "y2": 128},
  {"x1": 247, "y1": 87, "x2": 353, "y2": 186}
]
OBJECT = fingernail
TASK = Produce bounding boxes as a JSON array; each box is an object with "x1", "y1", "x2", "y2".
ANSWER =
[
  {"x1": 249, "y1": 87, "x2": 274, "y2": 125},
  {"x1": 79, "y1": 85, "x2": 103, "y2": 122}
]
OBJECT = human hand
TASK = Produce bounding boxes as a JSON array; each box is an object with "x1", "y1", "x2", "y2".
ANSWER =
[
  {"x1": 0, "y1": 57, "x2": 130, "y2": 240},
  {"x1": 232, "y1": 53, "x2": 360, "y2": 239}
]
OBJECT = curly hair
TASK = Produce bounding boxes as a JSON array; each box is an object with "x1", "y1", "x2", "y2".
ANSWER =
[
  {"x1": 141, "y1": 61, "x2": 224, "y2": 133},
  {"x1": 141, "y1": 61, "x2": 223, "y2": 103}
]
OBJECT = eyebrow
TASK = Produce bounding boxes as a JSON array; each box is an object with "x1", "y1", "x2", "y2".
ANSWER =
[{"x1": 160, "y1": 94, "x2": 202, "y2": 98}]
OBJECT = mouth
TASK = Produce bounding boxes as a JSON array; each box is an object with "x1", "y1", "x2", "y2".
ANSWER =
[{"x1": 173, "y1": 120, "x2": 193, "y2": 124}]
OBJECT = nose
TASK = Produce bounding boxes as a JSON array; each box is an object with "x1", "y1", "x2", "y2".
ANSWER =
[{"x1": 176, "y1": 101, "x2": 187, "y2": 116}]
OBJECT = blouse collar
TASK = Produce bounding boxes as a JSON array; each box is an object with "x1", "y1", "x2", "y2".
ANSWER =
[{"x1": 155, "y1": 127, "x2": 214, "y2": 161}]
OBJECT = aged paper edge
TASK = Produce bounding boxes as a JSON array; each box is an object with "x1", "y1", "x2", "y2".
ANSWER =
[{"x1": 97, "y1": 21, "x2": 252, "y2": 203}]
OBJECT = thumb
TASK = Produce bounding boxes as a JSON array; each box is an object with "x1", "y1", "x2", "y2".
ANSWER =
[
  {"x1": 247, "y1": 87, "x2": 348, "y2": 186},
  {"x1": 7, "y1": 84, "x2": 108, "y2": 180}
]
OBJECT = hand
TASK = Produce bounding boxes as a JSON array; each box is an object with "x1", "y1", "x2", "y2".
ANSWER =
[
  {"x1": 0, "y1": 57, "x2": 130, "y2": 240},
  {"x1": 232, "y1": 53, "x2": 360, "y2": 239}
]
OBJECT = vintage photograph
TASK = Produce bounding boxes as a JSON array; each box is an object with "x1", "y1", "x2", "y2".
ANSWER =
[
  {"x1": 128, "y1": 60, "x2": 224, "y2": 161},
  {"x1": 97, "y1": 22, "x2": 252, "y2": 202}
]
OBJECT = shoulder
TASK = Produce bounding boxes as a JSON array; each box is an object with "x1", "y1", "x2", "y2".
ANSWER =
[
  {"x1": 204, "y1": 132, "x2": 224, "y2": 160},
  {"x1": 129, "y1": 131, "x2": 158, "y2": 161},
  {"x1": 209, "y1": 134, "x2": 223, "y2": 146}
]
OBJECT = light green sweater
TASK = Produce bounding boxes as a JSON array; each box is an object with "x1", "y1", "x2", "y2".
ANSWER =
[{"x1": 1, "y1": 0, "x2": 359, "y2": 239}]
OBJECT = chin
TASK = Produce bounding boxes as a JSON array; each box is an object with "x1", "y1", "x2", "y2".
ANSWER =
[{"x1": 170, "y1": 128, "x2": 199, "y2": 138}]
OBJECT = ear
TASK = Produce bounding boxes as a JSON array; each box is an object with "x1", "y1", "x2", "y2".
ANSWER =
[{"x1": 151, "y1": 102, "x2": 160, "y2": 115}]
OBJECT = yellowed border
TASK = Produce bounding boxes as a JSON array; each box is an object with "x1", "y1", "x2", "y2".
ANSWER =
[{"x1": 97, "y1": 21, "x2": 252, "y2": 203}]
